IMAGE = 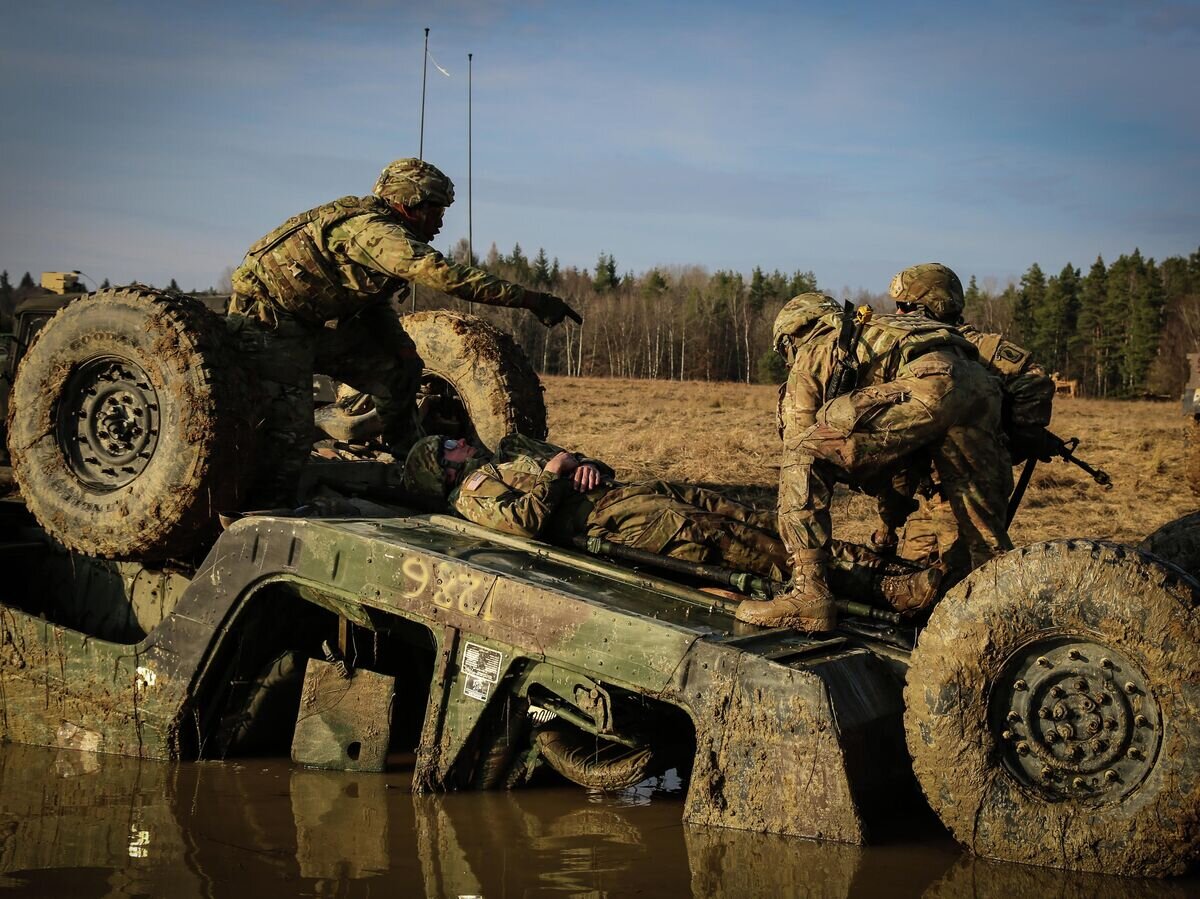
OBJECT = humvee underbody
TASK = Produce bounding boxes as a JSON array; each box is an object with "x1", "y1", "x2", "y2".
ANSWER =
[
  {"x1": 1, "y1": 486, "x2": 1197, "y2": 879},
  {"x1": 0, "y1": 493, "x2": 906, "y2": 848}
]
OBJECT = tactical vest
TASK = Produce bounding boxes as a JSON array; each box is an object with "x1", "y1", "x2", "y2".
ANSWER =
[
  {"x1": 809, "y1": 308, "x2": 978, "y2": 385},
  {"x1": 240, "y1": 195, "x2": 403, "y2": 323}
]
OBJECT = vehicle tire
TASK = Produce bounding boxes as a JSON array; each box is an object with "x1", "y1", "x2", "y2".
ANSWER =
[
  {"x1": 402, "y1": 310, "x2": 547, "y2": 451},
  {"x1": 1140, "y1": 511, "x2": 1200, "y2": 580},
  {"x1": 6, "y1": 287, "x2": 253, "y2": 561},
  {"x1": 904, "y1": 540, "x2": 1200, "y2": 877}
]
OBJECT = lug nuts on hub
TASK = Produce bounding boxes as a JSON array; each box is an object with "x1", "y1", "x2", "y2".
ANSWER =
[
  {"x1": 1037, "y1": 656, "x2": 1052, "y2": 667},
  {"x1": 1135, "y1": 715, "x2": 1149, "y2": 728},
  {"x1": 1073, "y1": 777, "x2": 1086, "y2": 789},
  {"x1": 1002, "y1": 730, "x2": 1015, "y2": 741},
  {"x1": 1050, "y1": 685, "x2": 1064, "y2": 698},
  {"x1": 1014, "y1": 679, "x2": 1028, "y2": 691},
  {"x1": 1074, "y1": 678, "x2": 1088, "y2": 691},
  {"x1": 1006, "y1": 711, "x2": 1021, "y2": 723},
  {"x1": 1041, "y1": 766, "x2": 1053, "y2": 779},
  {"x1": 1125, "y1": 682, "x2": 1138, "y2": 694},
  {"x1": 1016, "y1": 742, "x2": 1031, "y2": 756},
  {"x1": 1068, "y1": 649, "x2": 1084, "y2": 661},
  {"x1": 1101, "y1": 657, "x2": 1114, "y2": 669},
  {"x1": 1038, "y1": 707, "x2": 1051, "y2": 719},
  {"x1": 1129, "y1": 748, "x2": 1144, "y2": 760}
]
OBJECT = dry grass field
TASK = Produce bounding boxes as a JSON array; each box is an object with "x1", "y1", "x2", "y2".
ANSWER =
[{"x1": 541, "y1": 376, "x2": 1193, "y2": 548}]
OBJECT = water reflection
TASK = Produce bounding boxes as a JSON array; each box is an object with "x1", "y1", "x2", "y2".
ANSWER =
[{"x1": 0, "y1": 744, "x2": 1193, "y2": 897}]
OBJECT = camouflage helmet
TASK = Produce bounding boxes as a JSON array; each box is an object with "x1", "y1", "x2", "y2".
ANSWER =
[
  {"x1": 373, "y1": 158, "x2": 455, "y2": 209},
  {"x1": 888, "y1": 263, "x2": 964, "y2": 323},
  {"x1": 773, "y1": 292, "x2": 841, "y2": 357},
  {"x1": 403, "y1": 435, "x2": 449, "y2": 500}
]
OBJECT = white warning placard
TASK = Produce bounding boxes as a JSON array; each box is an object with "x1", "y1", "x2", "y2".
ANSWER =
[{"x1": 461, "y1": 642, "x2": 503, "y2": 702}]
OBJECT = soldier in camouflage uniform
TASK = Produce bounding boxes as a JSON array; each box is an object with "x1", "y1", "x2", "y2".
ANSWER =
[
  {"x1": 228, "y1": 158, "x2": 580, "y2": 502},
  {"x1": 884, "y1": 263, "x2": 1054, "y2": 579},
  {"x1": 403, "y1": 433, "x2": 942, "y2": 613},
  {"x1": 734, "y1": 293, "x2": 1011, "y2": 631}
]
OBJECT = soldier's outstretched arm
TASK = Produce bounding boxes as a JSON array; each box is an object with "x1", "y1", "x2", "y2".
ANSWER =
[{"x1": 342, "y1": 218, "x2": 581, "y2": 327}]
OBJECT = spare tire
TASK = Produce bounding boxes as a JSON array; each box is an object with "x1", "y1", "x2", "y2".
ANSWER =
[
  {"x1": 7, "y1": 287, "x2": 253, "y2": 561},
  {"x1": 311, "y1": 312, "x2": 548, "y2": 453},
  {"x1": 404, "y1": 310, "x2": 547, "y2": 451},
  {"x1": 904, "y1": 540, "x2": 1200, "y2": 877}
]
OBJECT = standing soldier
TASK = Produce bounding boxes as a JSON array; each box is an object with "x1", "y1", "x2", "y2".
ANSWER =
[
  {"x1": 884, "y1": 263, "x2": 1055, "y2": 578},
  {"x1": 734, "y1": 293, "x2": 1012, "y2": 631},
  {"x1": 228, "y1": 157, "x2": 580, "y2": 500}
]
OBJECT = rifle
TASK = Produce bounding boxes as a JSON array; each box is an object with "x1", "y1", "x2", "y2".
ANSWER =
[
  {"x1": 825, "y1": 302, "x2": 873, "y2": 398},
  {"x1": 574, "y1": 536, "x2": 902, "y2": 625},
  {"x1": 1007, "y1": 429, "x2": 1112, "y2": 525}
]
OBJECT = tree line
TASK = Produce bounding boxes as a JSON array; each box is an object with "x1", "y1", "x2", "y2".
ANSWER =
[
  {"x1": 5, "y1": 242, "x2": 1197, "y2": 398},
  {"x1": 432, "y1": 241, "x2": 1200, "y2": 398}
]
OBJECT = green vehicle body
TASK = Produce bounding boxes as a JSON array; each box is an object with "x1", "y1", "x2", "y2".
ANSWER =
[{"x1": 0, "y1": 485, "x2": 908, "y2": 846}]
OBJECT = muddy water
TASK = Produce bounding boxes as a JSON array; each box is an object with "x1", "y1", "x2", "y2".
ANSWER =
[{"x1": 0, "y1": 744, "x2": 1194, "y2": 898}]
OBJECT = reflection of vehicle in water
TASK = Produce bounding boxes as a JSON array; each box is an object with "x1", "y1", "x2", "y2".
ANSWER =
[
  {"x1": 3, "y1": 743, "x2": 1195, "y2": 896},
  {"x1": 0, "y1": 289, "x2": 1197, "y2": 879}
]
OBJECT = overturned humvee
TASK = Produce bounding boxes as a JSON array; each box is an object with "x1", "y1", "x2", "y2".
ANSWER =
[{"x1": 0, "y1": 289, "x2": 1196, "y2": 879}]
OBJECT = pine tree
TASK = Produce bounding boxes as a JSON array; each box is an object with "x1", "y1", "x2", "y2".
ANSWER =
[
  {"x1": 964, "y1": 274, "x2": 982, "y2": 310},
  {"x1": 1073, "y1": 256, "x2": 1110, "y2": 394},
  {"x1": 1032, "y1": 263, "x2": 1080, "y2": 374},
  {"x1": 1012, "y1": 263, "x2": 1045, "y2": 344},
  {"x1": 748, "y1": 267, "x2": 767, "y2": 312},
  {"x1": 549, "y1": 258, "x2": 560, "y2": 288},
  {"x1": 593, "y1": 252, "x2": 618, "y2": 293},
  {"x1": 18, "y1": 272, "x2": 34, "y2": 291},
  {"x1": 168, "y1": 278, "x2": 181, "y2": 292},
  {"x1": 788, "y1": 270, "x2": 818, "y2": 296},
  {"x1": 532, "y1": 248, "x2": 551, "y2": 287},
  {"x1": 100, "y1": 278, "x2": 111, "y2": 289}
]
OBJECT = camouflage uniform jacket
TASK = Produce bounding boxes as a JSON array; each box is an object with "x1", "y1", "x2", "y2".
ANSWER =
[
  {"x1": 957, "y1": 323, "x2": 1054, "y2": 429},
  {"x1": 450, "y1": 435, "x2": 614, "y2": 539},
  {"x1": 231, "y1": 195, "x2": 533, "y2": 325}
]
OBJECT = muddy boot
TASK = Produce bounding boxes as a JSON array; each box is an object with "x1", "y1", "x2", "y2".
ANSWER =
[
  {"x1": 876, "y1": 566, "x2": 943, "y2": 615},
  {"x1": 734, "y1": 550, "x2": 836, "y2": 632}
]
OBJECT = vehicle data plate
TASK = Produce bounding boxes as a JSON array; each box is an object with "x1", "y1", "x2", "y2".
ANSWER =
[{"x1": 462, "y1": 642, "x2": 503, "y2": 702}]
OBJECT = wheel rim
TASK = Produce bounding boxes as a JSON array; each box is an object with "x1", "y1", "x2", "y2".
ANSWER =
[
  {"x1": 57, "y1": 356, "x2": 161, "y2": 490},
  {"x1": 990, "y1": 636, "x2": 1163, "y2": 804}
]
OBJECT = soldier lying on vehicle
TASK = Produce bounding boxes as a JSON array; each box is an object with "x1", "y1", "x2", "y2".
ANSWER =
[{"x1": 401, "y1": 432, "x2": 941, "y2": 615}]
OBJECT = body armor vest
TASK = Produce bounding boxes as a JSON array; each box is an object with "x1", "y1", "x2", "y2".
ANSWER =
[
  {"x1": 808, "y1": 308, "x2": 977, "y2": 385},
  {"x1": 240, "y1": 195, "x2": 403, "y2": 324}
]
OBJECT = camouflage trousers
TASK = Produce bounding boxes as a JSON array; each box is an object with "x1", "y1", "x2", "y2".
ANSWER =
[
  {"x1": 779, "y1": 351, "x2": 1013, "y2": 572},
  {"x1": 228, "y1": 296, "x2": 421, "y2": 505},
  {"x1": 586, "y1": 481, "x2": 788, "y2": 579},
  {"x1": 585, "y1": 480, "x2": 899, "y2": 592}
]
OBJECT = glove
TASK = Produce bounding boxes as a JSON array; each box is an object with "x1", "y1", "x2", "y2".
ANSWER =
[
  {"x1": 1010, "y1": 426, "x2": 1055, "y2": 463},
  {"x1": 527, "y1": 291, "x2": 582, "y2": 327}
]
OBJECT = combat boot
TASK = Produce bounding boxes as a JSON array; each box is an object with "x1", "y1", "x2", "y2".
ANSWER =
[
  {"x1": 876, "y1": 565, "x2": 943, "y2": 615},
  {"x1": 734, "y1": 550, "x2": 836, "y2": 632}
]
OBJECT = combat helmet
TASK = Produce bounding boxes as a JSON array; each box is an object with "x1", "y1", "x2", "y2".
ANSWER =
[
  {"x1": 403, "y1": 435, "x2": 449, "y2": 501},
  {"x1": 773, "y1": 292, "x2": 841, "y2": 359},
  {"x1": 888, "y1": 263, "x2": 964, "y2": 323},
  {"x1": 373, "y1": 158, "x2": 456, "y2": 209}
]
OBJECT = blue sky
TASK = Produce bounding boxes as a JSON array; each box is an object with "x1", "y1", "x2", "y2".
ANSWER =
[{"x1": 1, "y1": 0, "x2": 1197, "y2": 295}]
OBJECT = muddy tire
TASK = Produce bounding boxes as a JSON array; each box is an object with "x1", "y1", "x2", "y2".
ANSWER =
[
  {"x1": 6, "y1": 288, "x2": 253, "y2": 561},
  {"x1": 402, "y1": 310, "x2": 547, "y2": 451},
  {"x1": 1140, "y1": 511, "x2": 1200, "y2": 580},
  {"x1": 904, "y1": 540, "x2": 1200, "y2": 877}
]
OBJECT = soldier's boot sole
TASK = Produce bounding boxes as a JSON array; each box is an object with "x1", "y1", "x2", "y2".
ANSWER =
[{"x1": 734, "y1": 596, "x2": 836, "y2": 633}]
